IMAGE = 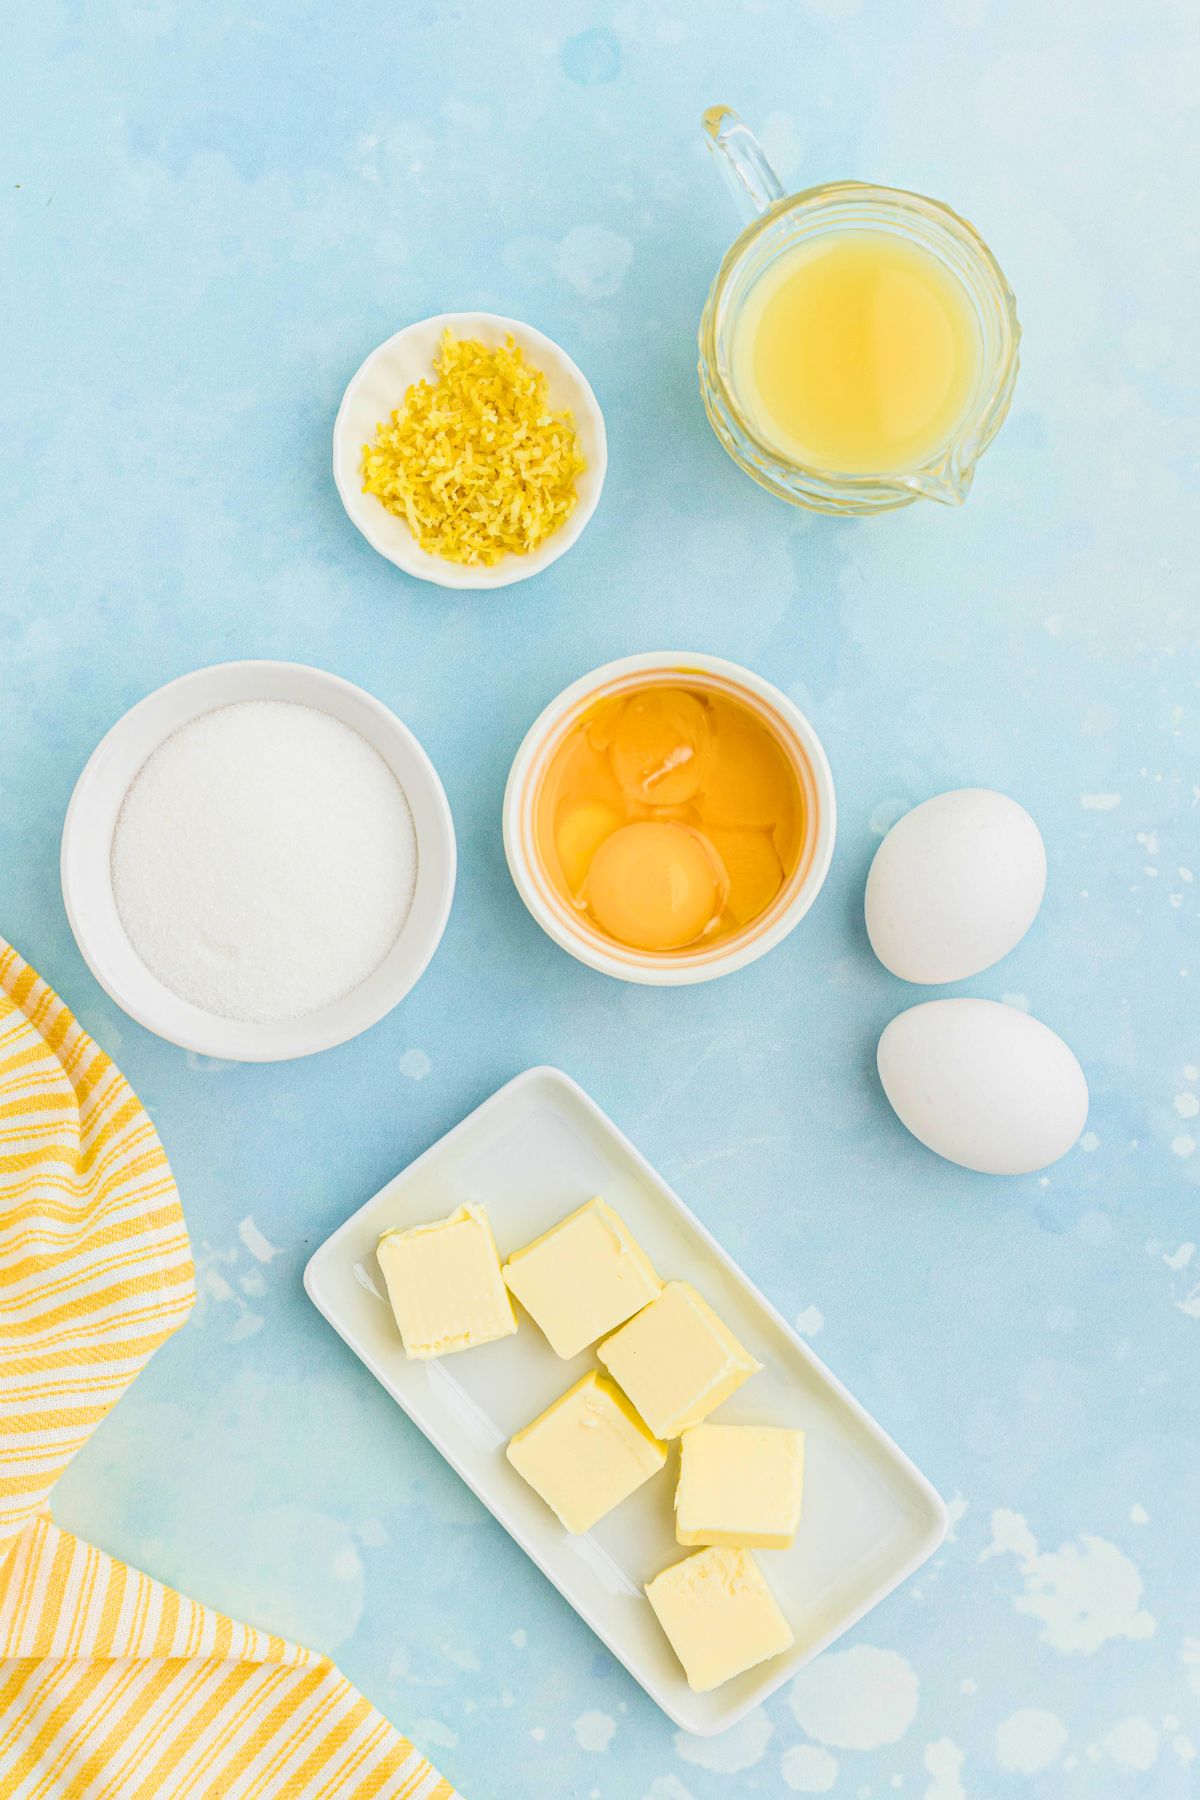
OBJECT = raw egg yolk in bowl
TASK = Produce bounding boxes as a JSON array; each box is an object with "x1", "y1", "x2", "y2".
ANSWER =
[{"x1": 533, "y1": 681, "x2": 807, "y2": 958}]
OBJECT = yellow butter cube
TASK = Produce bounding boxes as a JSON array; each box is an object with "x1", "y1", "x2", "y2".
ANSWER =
[
  {"x1": 596, "y1": 1280, "x2": 761, "y2": 1439},
  {"x1": 645, "y1": 1546, "x2": 794, "y2": 1691},
  {"x1": 675, "y1": 1423, "x2": 805, "y2": 1549},
  {"x1": 502, "y1": 1197, "x2": 661, "y2": 1360},
  {"x1": 506, "y1": 1371, "x2": 668, "y2": 1534},
  {"x1": 377, "y1": 1204, "x2": 517, "y2": 1359}
]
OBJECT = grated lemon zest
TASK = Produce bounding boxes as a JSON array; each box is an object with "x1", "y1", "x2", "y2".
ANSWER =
[{"x1": 360, "y1": 330, "x2": 586, "y2": 567}]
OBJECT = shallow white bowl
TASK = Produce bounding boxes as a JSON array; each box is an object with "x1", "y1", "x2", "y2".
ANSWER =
[
  {"x1": 503, "y1": 652, "x2": 836, "y2": 986},
  {"x1": 61, "y1": 661, "x2": 456, "y2": 1062},
  {"x1": 333, "y1": 311, "x2": 607, "y2": 590}
]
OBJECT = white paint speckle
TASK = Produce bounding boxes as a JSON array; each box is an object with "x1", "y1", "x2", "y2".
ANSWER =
[
  {"x1": 944, "y1": 1495, "x2": 969, "y2": 1543},
  {"x1": 922, "y1": 1738, "x2": 966, "y2": 1800},
  {"x1": 1171, "y1": 1134, "x2": 1196, "y2": 1158},
  {"x1": 676, "y1": 1709, "x2": 772, "y2": 1773},
  {"x1": 530, "y1": 1726, "x2": 546, "y2": 1743},
  {"x1": 1102, "y1": 1716, "x2": 1159, "y2": 1770},
  {"x1": 1081, "y1": 793, "x2": 1121, "y2": 811},
  {"x1": 980, "y1": 1509, "x2": 1155, "y2": 1652},
  {"x1": 1044, "y1": 615, "x2": 1063, "y2": 637},
  {"x1": 995, "y1": 1710, "x2": 1068, "y2": 1773},
  {"x1": 1174, "y1": 1092, "x2": 1200, "y2": 1119},
  {"x1": 959, "y1": 1677, "x2": 977, "y2": 1694},
  {"x1": 229, "y1": 1311, "x2": 263, "y2": 1342},
  {"x1": 399, "y1": 1048, "x2": 431, "y2": 1081},
  {"x1": 204, "y1": 1266, "x2": 235, "y2": 1303},
  {"x1": 555, "y1": 224, "x2": 633, "y2": 298},
  {"x1": 1163, "y1": 1243, "x2": 1194, "y2": 1271},
  {"x1": 789, "y1": 1646, "x2": 918, "y2": 1749},
  {"x1": 238, "y1": 1215, "x2": 280, "y2": 1264},
  {"x1": 1174, "y1": 1735, "x2": 1196, "y2": 1764},
  {"x1": 1000, "y1": 992, "x2": 1031, "y2": 1012},
  {"x1": 642, "y1": 1778, "x2": 696, "y2": 1800},
  {"x1": 1184, "y1": 1065, "x2": 1199, "y2": 1082},
  {"x1": 781, "y1": 1743, "x2": 839, "y2": 1792},
  {"x1": 1076, "y1": 1209, "x2": 1114, "y2": 1245},
  {"x1": 510, "y1": 1628, "x2": 527, "y2": 1648},
  {"x1": 436, "y1": 1640, "x2": 479, "y2": 1673},
  {"x1": 1130, "y1": 1503, "x2": 1149, "y2": 1525},
  {"x1": 1079, "y1": 1131, "x2": 1100, "y2": 1153},
  {"x1": 795, "y1": 1306, "x2": 825, "y2": 1337},
  {"x1": 411, "y1": 1717, "x2": 458, "y2": 1750},
  {"x1": 574, "y1": 1711, "x2": 616, "y2": 1753}
]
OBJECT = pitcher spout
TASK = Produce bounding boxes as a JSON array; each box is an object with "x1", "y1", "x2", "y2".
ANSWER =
[{"x1": 900, "y1": 451, "x2": 974, "y2": 508}]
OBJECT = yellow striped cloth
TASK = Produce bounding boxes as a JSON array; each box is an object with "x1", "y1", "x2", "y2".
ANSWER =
[{"x1": 0, "y1": 940, "x2": 460, "y2": 1800}]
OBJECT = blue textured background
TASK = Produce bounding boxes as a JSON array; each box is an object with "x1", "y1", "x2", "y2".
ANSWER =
[{"x1": 3, "y1": 3, "x2": 1198, "y2": 1795}]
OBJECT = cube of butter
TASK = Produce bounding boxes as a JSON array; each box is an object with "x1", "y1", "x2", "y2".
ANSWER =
[
  {"x1": 506, "y1": 1371, "x2": 668, "y2": 1533},
  {"x1": 502, "y1": 1197, "x2": 661, "y2": 1359},
  {"x1": 645, "y1": 1546, "x2": 794, "y2": 1691},
  {"x1": 676, "y1": 1423, "x2": 805, "y2": 1549},
  {"x1": 596, "y1": 1280, "x2": 761, "y2": 1439},
  {"x1": 377, "y1": 1203, "x2": 517, "y2": 1359}
]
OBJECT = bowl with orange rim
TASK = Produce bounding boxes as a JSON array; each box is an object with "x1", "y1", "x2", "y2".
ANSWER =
[{"x1": 503, "y1": 652, "x2": 836, "y2": 985}]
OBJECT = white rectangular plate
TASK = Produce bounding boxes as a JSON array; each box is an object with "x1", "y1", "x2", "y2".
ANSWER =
[{"x1": 304, "y1": 1067, "x2": 946, "y2": 1734}]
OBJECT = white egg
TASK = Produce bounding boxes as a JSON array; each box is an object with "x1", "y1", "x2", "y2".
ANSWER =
[
  {"x1": 877, "y1": 999, "x2": 1089, "y2": 1175},
  {"x1": 865, "y1": 789, "x2": 1046, "y2": 983}
]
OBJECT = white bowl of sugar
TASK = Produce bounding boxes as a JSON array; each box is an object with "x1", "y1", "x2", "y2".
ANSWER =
[{"x1": 61, "y1": 662, "x2": 456, "y2": 1061}]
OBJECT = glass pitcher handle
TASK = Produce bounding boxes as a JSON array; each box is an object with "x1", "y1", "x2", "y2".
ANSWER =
[{"x1": 702, "y1": 106, "x2": 786, "y2": 224}]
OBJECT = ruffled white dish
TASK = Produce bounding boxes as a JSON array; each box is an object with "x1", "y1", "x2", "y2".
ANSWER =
[{"x1": 333, "y1": 311, "x2": 607, "y2": 590}]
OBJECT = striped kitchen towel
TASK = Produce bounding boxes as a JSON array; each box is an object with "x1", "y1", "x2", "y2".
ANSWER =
[{"x1": 0, "y1": 939, "x2": 460, "y2": 1799}]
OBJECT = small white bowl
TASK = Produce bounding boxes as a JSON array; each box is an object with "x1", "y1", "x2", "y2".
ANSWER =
[
  {"x1": 503, "y1": 652, "x2": 836, "y2": 986},
  {"x1": 333, "y1": 311, "x2": 607, "y2": 590},
  {"x1": 61, "y1": 661, "x2": 456, "y2": 1062}
]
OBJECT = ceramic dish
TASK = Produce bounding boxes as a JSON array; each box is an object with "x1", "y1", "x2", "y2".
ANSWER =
[
  {"x1": 304, "y1": 1066, "x2": 946, "y2": 1735},
  {"x1": 333, "y1": 311, "x2": 607, "y2": 590},
  {"x1": 503, "y1": 652, "x2": 836, "y2": 985},
  {"x1": 60, "y1": 660, "x2": 456, "y2": 1062}
]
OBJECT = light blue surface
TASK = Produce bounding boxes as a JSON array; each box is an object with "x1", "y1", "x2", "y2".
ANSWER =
[{"x1": 3, "y1": 3, "x2": 1198, "y2": 1795}]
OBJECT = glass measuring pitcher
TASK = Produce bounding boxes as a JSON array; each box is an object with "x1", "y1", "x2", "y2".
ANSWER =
[{"x1": 698, "y1": 107, "x2": 1020, "y2": 514}]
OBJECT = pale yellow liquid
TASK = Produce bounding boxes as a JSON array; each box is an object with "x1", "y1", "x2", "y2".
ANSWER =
[{"x1": 731, "y1": 232, "x2": 982, "y2": 475}]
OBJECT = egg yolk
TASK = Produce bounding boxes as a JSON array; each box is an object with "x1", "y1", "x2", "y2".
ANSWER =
[
  {"x1": 585, "y1": 822, "x2": 726, "y2": 951},
  {"x1": 555, "y1": 800, "x2": 624, "y2": 893},
  {"x1": 703, "y1": 714, "x2": 794, "y2": 829},
  {"x1": 610, "y1": 689, "x2": 709, "y2": 805}
]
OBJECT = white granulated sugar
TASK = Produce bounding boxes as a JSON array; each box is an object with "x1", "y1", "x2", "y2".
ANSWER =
[{"x1": 112, "y1": 701, "x2": 417, "y2": 1023}]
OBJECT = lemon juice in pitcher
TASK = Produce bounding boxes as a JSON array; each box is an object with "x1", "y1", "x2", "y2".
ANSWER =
[
  {"x1": 699, "y1": 106, "x2": 1019, "y2": 512},
  {"x1": 731, "y1": 231, "x2": 983, "y2": 476}
]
